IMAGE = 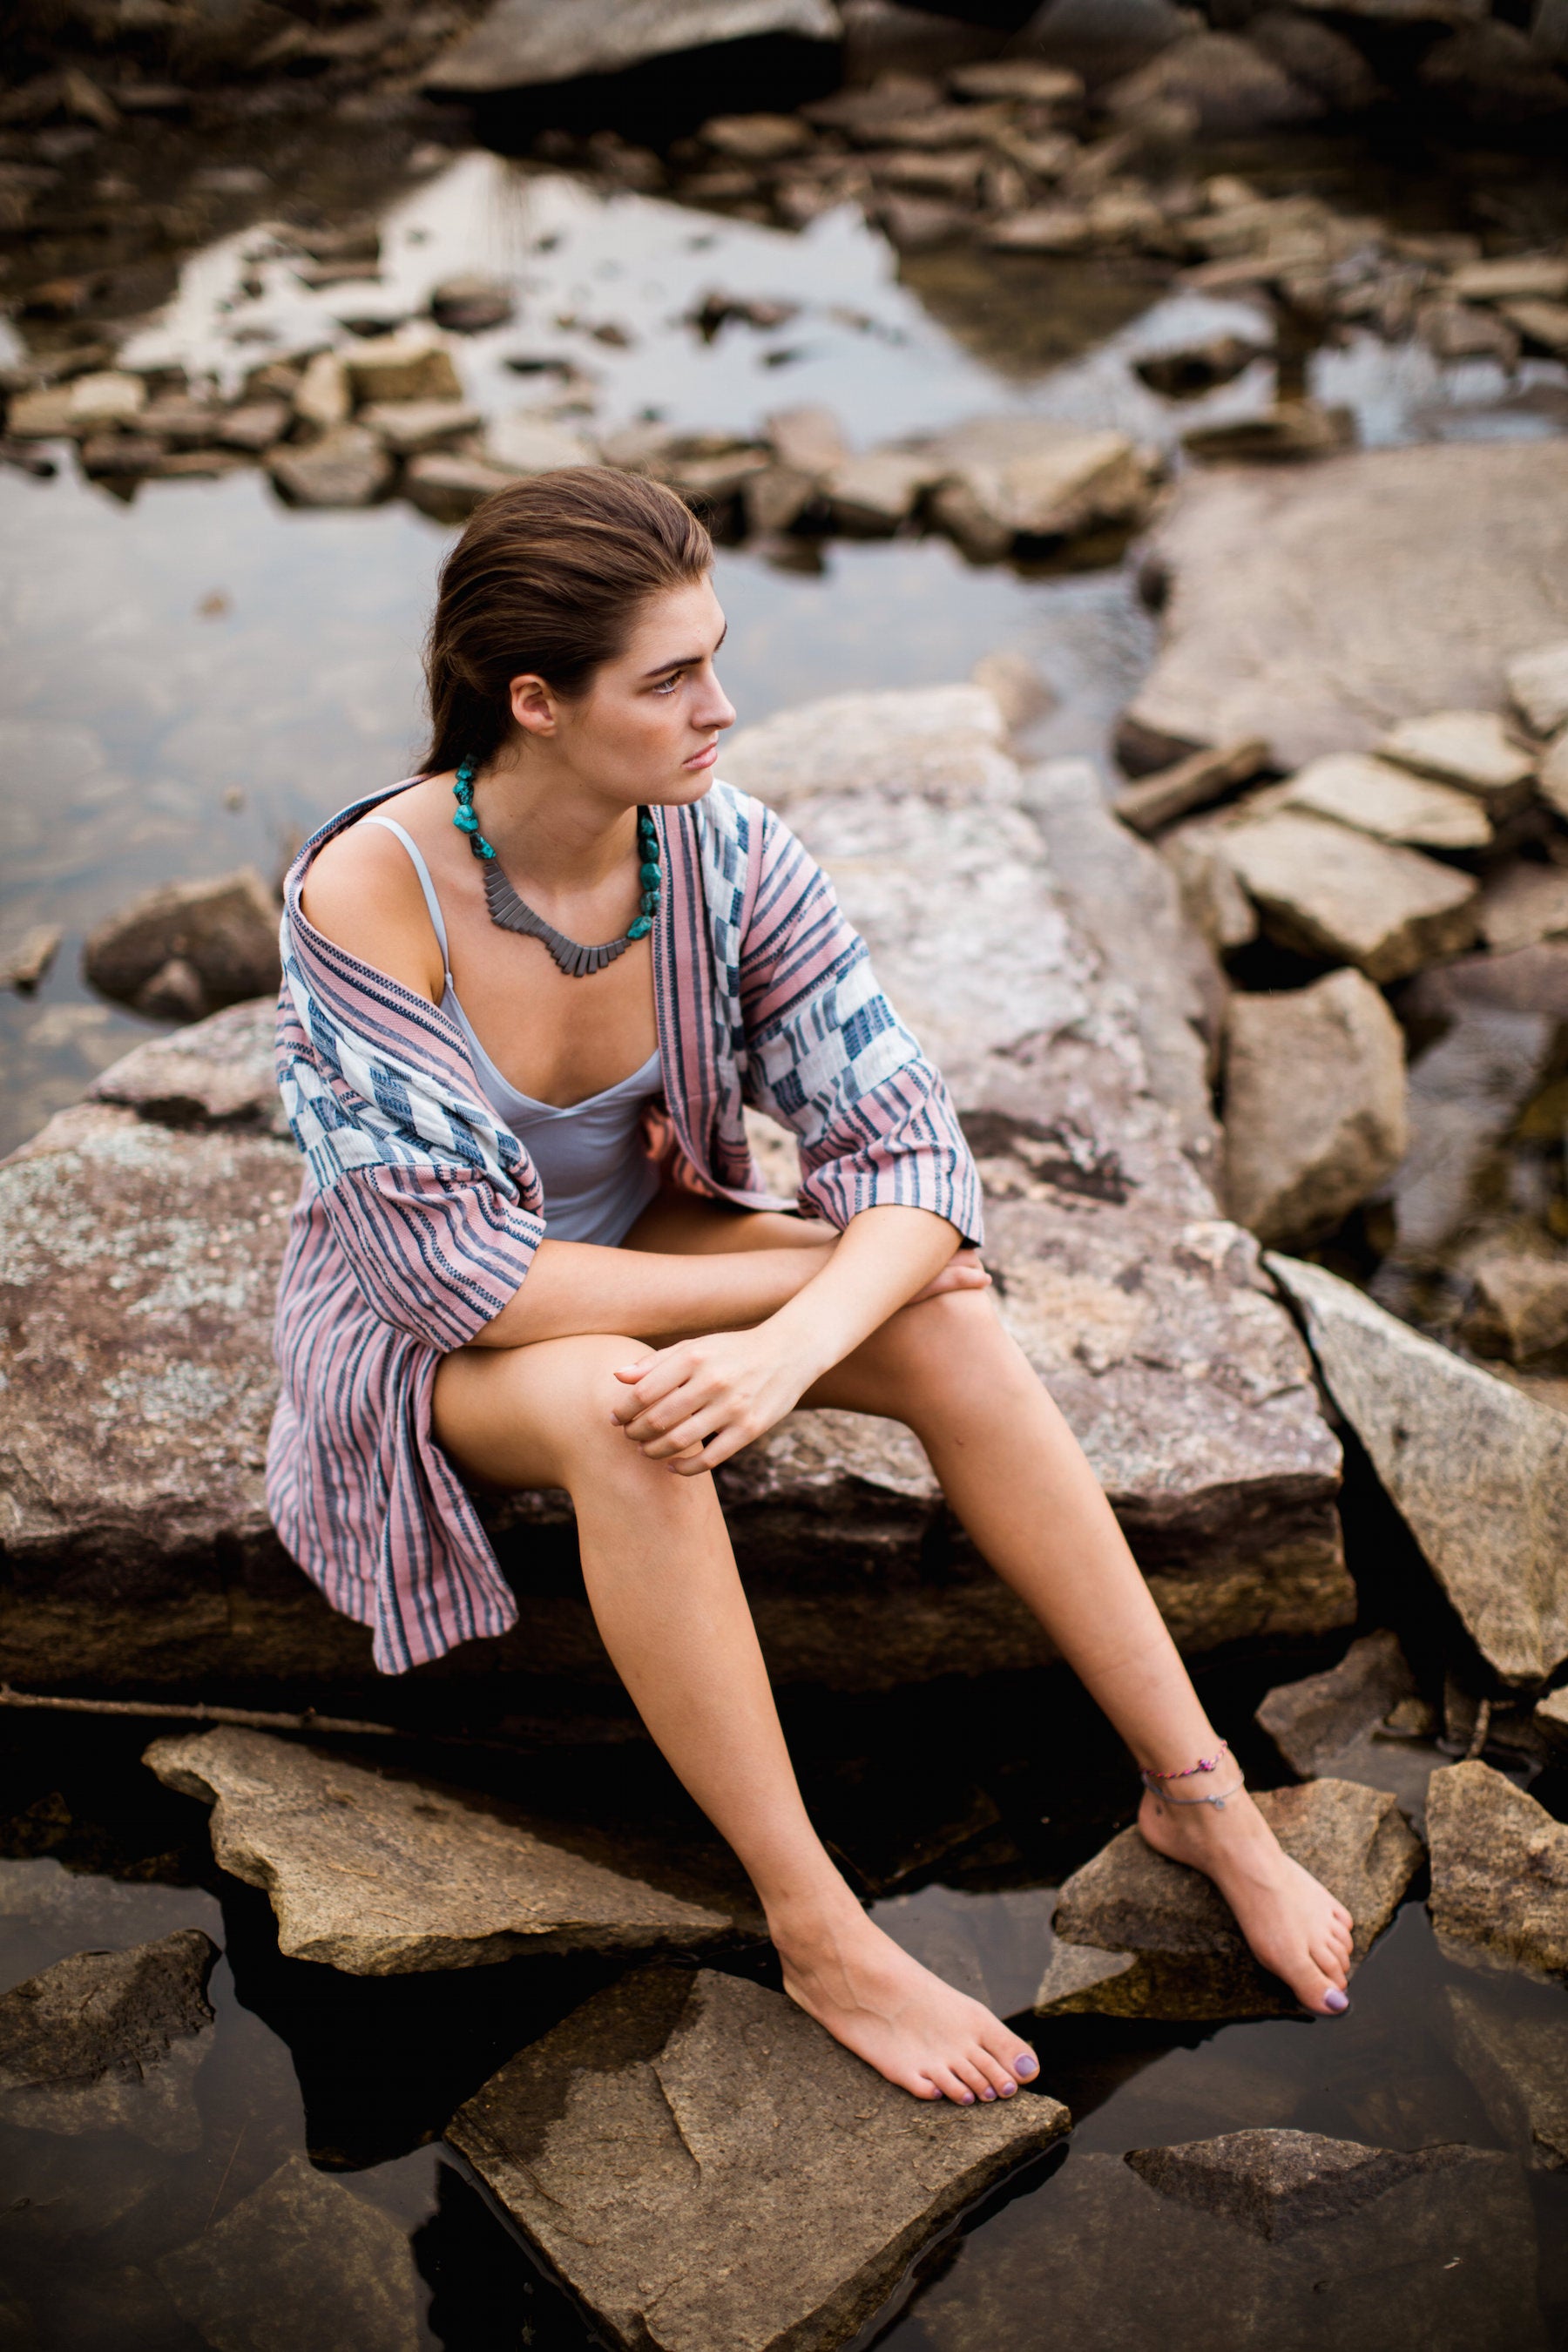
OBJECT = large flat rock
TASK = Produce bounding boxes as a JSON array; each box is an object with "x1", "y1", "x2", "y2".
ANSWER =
[
  {"x1": 0, "y1": 1928, "x2": 215, "y2": 2150},
  {"x1": 1266, "y1": 1255, "x2": 1568, "y2": 1686},
  {"x1": 145, "y1": 1727, "x2": 748, "y2": 1971},
  {"x1": 447, "y1": 1964, "x2": 1069, "y2": 2352},
  {"x1": 1123, "y1": 443, "x2": 1568, "y2": 772},
  {"x1": 424, "y1": 0, "x2": 839, "y2": 94}
]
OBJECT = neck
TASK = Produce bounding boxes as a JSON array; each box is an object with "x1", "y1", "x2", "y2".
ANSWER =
[{"x1": 471, "y1": 749, "x2": 637, "y2": 891}]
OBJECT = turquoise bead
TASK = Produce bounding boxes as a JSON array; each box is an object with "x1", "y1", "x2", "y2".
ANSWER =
[
  {"x1": 639, "y1": 861, "x2": 660, "y2": 885},
  {"x1": 640, "y1": 892, "x2": 657, "y2": 915},
  {"x1": 454, "y1": 808, "x2": 479, "y2": 832},
  {"x1": 627, "y1": 916, "x2": 652, "y2": 939}
]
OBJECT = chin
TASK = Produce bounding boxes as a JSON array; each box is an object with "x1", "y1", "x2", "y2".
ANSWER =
[{"x1": 647, "y1": 767, "x2": 719, "y2": 809}]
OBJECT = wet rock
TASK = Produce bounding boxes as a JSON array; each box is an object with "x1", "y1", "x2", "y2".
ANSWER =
[
  {"x1": 291, "y1": 348, "x2": 350, "y2": 436},
  {"x1": 0, "y1": 1929, "x2": 215, "y2": 2150},
  {"x1": 361, "y1": 397, "x2": 482, "y2": 456},
  {"x1": 1277, "y1": 752, "x2": 1492, "y2": 852},
  {"x1": 1384, "y1": 997, "x2": 1559, "y2": 1263},
  {"x1": 1463, "y1": 1252, "x2": 1568, "y2": 1365},
  {"x1": 449, "y1": 1965, "x2": 1069, "y2": 2352},
  {"x1": 1113, "y1": 738, "x2": 1269, "y2": 838},
  {"x1": 1267, "y1": 1257, "x2": 1568, "y2": 1686},
  {"x1": 1122, "y1": 443, "x2": 1568, "y2": 774},
  {"x1": 0, "y1": 923, "x2": 60, "y2": 993},
  {"x1": 822, "y1": 446, "x2": 934, "y2": 532},
  {"x1": 83, "y1": 868, "x2": 280, "y2": 1017},
  {"x1": 128, "y1": 955, "x2": 205, "y2": 1019},
  {"x1": 1107, "y1": 31, "x2": 1321, "y2": 135},
  {"x1": 404, "y1": 450, "x2": 519, "y2": 522},
  {"x1": 1034, "y1": 1779, "x2": 1422, "y2": 2019},
  {"x1": 1127, "y1": 2129, "x2": 1453, "y2": 2240},
  {"x1": 1478, "y1": 862, "x2": 1568, "y2": 954},
  {"x1": 483, "y1": 414, "x2": 596, "y2": 474},
  {"x1": 429, "y1": 274, "x2": 515, "y2": 334},
  {"x1": 1256, "y1": 1628, "x2": 1418, "y2": 1777},
  {"x1": 1213, "y1": 808, "x2": 1479, "y2": 983},
  {"x1": 1508, "y1": 640, "x2": 1568, "y2": 740},
  {"x1": 909, "y1": 2139, "x2": 1542, "y2": 2352},
  {"x1": 156, "y1": 2153, "x2": 422, "y2": 2352},
  {"x1": 1222, "y1": 970, "x2": 1408, "y2": 1246},
  {"x1": 85, "y1": 997, "x2": 285, "y2": 1134},
  {"x1": 1133, "y1": 334, "x2": 1270, "y2": 398},
  {"x1": 145, "y1": 1726, "x2": 746, "y2": 1972},
  {"x1": 1444, "y1": 1984, "x2": 1568, "y2": 2168},
  {"x1": 924, "y1": 416, "x2": 1157, "y2": 560},
  {"x1": 1182, "y1": 400, "x2": 1355, "y2": 464},
  {"x1": 341, "y1": 337, "x2": 461, "y2": 406},
  {"x1": 1376, "y1": 709, "x2": 1536, "y2": 817},
  {"x1": 1426, "y1": 1761, "x2": 1568, "y2": 1979},
  {"x1": 267, "y1": 425, "x2": 393, "y2": 510},
  {"x1": 424, "y1": 0, "x2": 839, "y2": 95}
]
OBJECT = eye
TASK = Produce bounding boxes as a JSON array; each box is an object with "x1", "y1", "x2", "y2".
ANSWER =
[{"x1": 652, "y1": 671, "x2": 684, "y2": 696}]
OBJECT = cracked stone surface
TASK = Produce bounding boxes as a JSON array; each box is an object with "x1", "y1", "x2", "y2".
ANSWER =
[
  {"x1": 1426, "y1": 1762, "x2": 1568, "y2": 1981},
  {"x1": 145, "y1": 1727, "x2": 751, "y2": 1973},
  {"x1": 0, "y1": 1929, "x2": 215, "y2": 2150},
  {"x1": 1034, "y1": 1779, "x2": 1423, "y2": 2019},
  {"x1": 448, "y1": 1964, "x2": 1069, "y2": 2352}
]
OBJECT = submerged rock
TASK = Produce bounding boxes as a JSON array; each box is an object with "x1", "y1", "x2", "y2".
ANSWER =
[
  {"x1": 424, "y1": 0, "x2": 840, "y2": 93},
  {"x1": 1121, "y1": 443, "x2": 1568, "y2": 772},
  {"x1": 156, "y1": 2153, "x2": 422, "y2": 2352},
  {"x1": 1426, "y1": 1761, "x2": 1568, "y2": 1980},
  {"x1": 448, "y1": 1965, "x2": 1068, "y2": 2352},
  {"x1": 1265, "y1": 1256, "x2": 1568, "y2": 1686},
  {"x1": 0, "y1": 1929, "x2": 215, "y2": 2151},
  {"x1": 83, "y1": 868, "x2": 280, "y2": 1018},
  {"x1": 1221, "y1": 969, "x2": 1409, "y2": 1246},
  {"x1": 1255, "y1": 1629, "x2": 1419, "y2": 1779},
  {"x1": 145, "y1": 1727, "x2": 747, "y2": 1972},
  {"x1": 1034, "y1": 1779, "x2": 1422, "y2": 2019},
  {"x1": 1444, "y1": 1984, "x2": 1568, "y2": 2169},
  {"x1": 1126, "y1": 2129, "x2": 1449, "y2": 2241}
]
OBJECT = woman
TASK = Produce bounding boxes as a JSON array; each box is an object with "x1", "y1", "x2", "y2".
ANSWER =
[{"x1": 270, "y1": 467, "x2": 1353, "y2": 2107}]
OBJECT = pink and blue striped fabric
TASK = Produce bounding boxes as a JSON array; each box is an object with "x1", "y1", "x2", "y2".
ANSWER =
[{"x1": 267, "y1": 776, "x2": 981, "y2": 1673}]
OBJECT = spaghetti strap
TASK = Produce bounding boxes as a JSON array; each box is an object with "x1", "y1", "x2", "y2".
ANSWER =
[{"x1": 363, "y1": 814, "x2": 450, "y2": 970}]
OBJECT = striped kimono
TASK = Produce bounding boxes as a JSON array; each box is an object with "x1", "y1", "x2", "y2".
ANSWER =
[{"x1": 267, "y1": 777, "x2": 982, "y2": 1673}]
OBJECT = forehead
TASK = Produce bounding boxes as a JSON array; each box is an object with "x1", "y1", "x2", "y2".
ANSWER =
[{"x1": 618, "y1": 574, "x2": 724, "y2": 662}]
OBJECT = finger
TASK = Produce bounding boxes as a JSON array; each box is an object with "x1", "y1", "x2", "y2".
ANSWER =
[
  {"x1": 612, "y1": 1357, "x2": 699, "y2": 1426},
  {"x1": 612, "y1": 1357, "x2": 657, "y2": 1385},
  {"x1": 675, "y1": 1419, "x2": 756, "y2": 1473},
  {"x1": 638, "y1": 1405, "x2": 724, "y2": 1461},
  {"x1": 621, "y1": 1380, "x2": 722, "y2": 1445}
]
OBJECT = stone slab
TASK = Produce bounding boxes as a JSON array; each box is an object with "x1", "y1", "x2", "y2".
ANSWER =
[
  {"x1": 1426, "y1": 1761, "x2": 1568, "y2": 1980},
  {"x1": 1122, "y1": 443, "x2": 1568, "y2": 772},
  {"x1": 1213, "y1": 808, "x2": 1479, "y2": 983},
  {"x1": 448, "y1": 1965, "x2": 1069, "y2": 2352},
  {"x1": 1277, "y1": 753, "x2": 1492, "y2": 850}
]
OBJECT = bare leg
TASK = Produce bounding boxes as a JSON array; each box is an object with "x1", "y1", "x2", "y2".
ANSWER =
[
  {"x1": 433, "y1": 1331, "x2": 1042, "y2": 2102},
  {"x1": 803, "y1": 1288, "x2": 1355, "y2": 2016}
]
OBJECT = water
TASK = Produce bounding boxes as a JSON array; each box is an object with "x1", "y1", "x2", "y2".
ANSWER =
[{"x1": 3, "y1": 113, "x2": 1567, "y2": 2352}]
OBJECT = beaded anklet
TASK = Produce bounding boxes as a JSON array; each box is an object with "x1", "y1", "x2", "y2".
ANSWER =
[{"x1": 1139, "y1": 1739, "x2": 1242, "y2": 1809}]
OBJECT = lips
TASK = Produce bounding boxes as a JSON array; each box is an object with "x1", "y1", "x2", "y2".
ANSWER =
[{"x1": 684, "y1": 741, "x2": 719, "y2": 771}]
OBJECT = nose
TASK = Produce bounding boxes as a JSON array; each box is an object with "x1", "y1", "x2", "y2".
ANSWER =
[{"x1": 696, "y1": 668, "x2": 736, "y2": 733}]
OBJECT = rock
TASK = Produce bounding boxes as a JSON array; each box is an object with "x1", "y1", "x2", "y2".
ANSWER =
[
  {"x1": 1478, "y1": 862, "x2": 1568, "y2": 953},
  {"x1": 1384, "y1": 998, "x2": 1559, "y2": 1263},
  {"x1": 1507, "y1": 640, "x2": 1568, "y2": 740},
  {"x1": 1034, "y1": 1779, "x2": 1422, "y2": 2019},
  {"x1": 429, "y1": 274, "x2": 515, "y2": 333},
  {"x1": 424, "y1": 0, "x2": 839, "y2": 95},
  {"x1": 765, "y1": 403, "x2": 847, "y2": 477},
  {"x1": 358, "y1": 398, "x2": 482, "y2": 456},
  {"x1": 448, "y1": 1965, "x2": 1069, "y2": 2352},
  {"x1": 341, "y1": 337, "x2": 461, "y2": 406},
  {"x1": 0, "y1": 923, "x2": 60, "y2": 992},
  {"x1": 744, "y1": 462, "x2": 817, "y2": 536},
  {"x1": 4, "y1": 386, "x2": 73, "y2": 438},
  {"x1": 64, "y1": 372, "x2": 145, "y2": 431},
  {"x1": 0, "y1": 1929, "x2": 215, "y2": 2151},
  {"x1": 1161, "y1": 821, "x2": 1260, "y2": 955},
  {"x1": 78, "y1": 432, "x2": 166, "y2": 481},
  {"x1": 923, "y1": 416, "x2": 1157, "y2": 561},
  {"x1": 133, "y1": 956, "x2": 206, "y2": 1019},
  {"x1": 1127, "y1": 2128, "x2": 1456, "y2": 2240},
  {"x1": 1181, "y1": 400, "x2": 1356, "y2": 464},
  {"x1": 701, "y1": 111, "x2": 814, "y2": 162},
  {"x1": 1256, "y1": 1628, "x2": 1418, "y2": 1776},
  {"x1": 403, "y1": 450, "x2": 518, "y2": 522},
  {"x1": 1277, "y1": 752, "x2": 1492, "y2": 852},
  {"x1": 85, "y1": 997, "x2": 286, "y2": 1134},
  {"x1": 83, "y1": 868, "x2": 280, "y2": 1017},
  {"x1": 1418, "y1": 20, "x2": 1568, "y2": 123},
  {"x1": 1504, "y1": 298, "x2": 1568, "y2": 357},
  {"x1": 156, "y1": 2153, "x2": 422, "y2": 2352},
  {"x1": 1112, "y1": 738, "x2": 1270, "y2": 837},
  {"x1": 1426, "y1": 1761, "x2": 1568, "y2": 1978},
  {"x1": 908, "y1": 2139, "x2": 1543, "y2": 2352},
  {"x1": 1266, "y1": 1256, "x2": 1568, "y2": 1686},
  {"x1": 949, "y1": 59, "x2": 1085, "y2": 103},
  {"x1": 1213, "y1": 808, "x2": 1479, "y2": 983},
  {"x1": 1106, "y1": 31, "x2": 1321, "y2": 135},
  {"x1": 1540, "y1": 733, "x2": 1568, "y2": 821},
  {"x1": 1418, "y1": 297, "x2": 1521, "y2": 364},
  {"x1": 214, "y1": 399, "x2": 290, "y2": 455},
  {"x1": 1444, "y1": 1984, "x2": 1568, "y2": 2168},
  {"x1": 1375, "y1": 709, "x2": 1536, "y2": 815},
  {"x1": 1122, "y1": 443, "x2": 1568, "y2": 774},
  {"x1": 1245, "y1": 9, "x2": 1382, "y2": 111},
  {"x1": 1132, "y1": 334, "x2": 1270, "y2": 398},
  {"x1": 876, "y1": 193, "x2": 968, "y2": 253},
  {"x1": 145, "y1": 1726, "x2": 746, "y2": 1972},
  {"x1": 821, "y1": 447, "x2": 934, "y2": 533},
  {"x1": 970, "y1": 651, "x2": 1055, "y2": 734},
  {"x1": 1448, "y1": 257, "x2": 1568, "y2": 306},
  {"x1": 986, "y1": 203, "x2": 1101, "y2": 255},
  {"x1": 482, "y1": 414, "x2": 596, "y2": 475},
  {"x1": 1463, "y1": 1251, "x2": 1568, "y2": 1364},
  {"x1": 1222, "y1": 970, "x2": 1408, "y2": 1246},
  {"x1": 267, "y1": 426, "x2": 393, "y2": 510},
  {"x1": 1537, "y1": 1687, "x2": 1568, "y2": 1748},
  {"x1": 291, "y1": 348, "x2": 350, "y2": 436}
]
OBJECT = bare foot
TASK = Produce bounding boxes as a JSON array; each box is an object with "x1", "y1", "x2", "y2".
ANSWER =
[
  {"x1": 1138, "y1": 1784, "x2": 1355, "y2": 2016},
  {"x1": 774, "y1": 1896, "x2": 1040, "y2": 2105}
]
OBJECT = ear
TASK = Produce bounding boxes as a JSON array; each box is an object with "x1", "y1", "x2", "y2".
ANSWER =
[{"x1": 508, "y1": 672, "x2": 558, "y2": 738}]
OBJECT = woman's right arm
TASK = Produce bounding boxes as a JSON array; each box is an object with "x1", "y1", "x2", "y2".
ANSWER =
[{"x1": 468, "y1": 1235, "x2": 835, "y2": 1348}]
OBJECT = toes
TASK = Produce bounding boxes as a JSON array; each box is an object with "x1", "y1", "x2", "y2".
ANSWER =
[
  {"x1": 969, "y1": 2044, "x2": 1018, "y2": 2099},
  {"x1": 979, "y1": 2026, "x2": 1039, "y2": 2085},
  {"x1": 929, "y1": 2065, "x2": 977, "y2": 2105},
  {"x1": 1297, "y1": 1962, "x2": 1349, "y2": 2016},
  {"x1": 952, "y1": 2057, "x2": 996, "y2": 2103}
]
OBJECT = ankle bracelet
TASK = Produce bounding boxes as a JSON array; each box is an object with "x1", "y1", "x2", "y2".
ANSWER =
[
  {"x1": 1145, "y1": 1740, "x2": 1228, "y2": 1783},
  {"x1": 1140, "y1": 1765, "x2": 1245, "y2": 1810}
]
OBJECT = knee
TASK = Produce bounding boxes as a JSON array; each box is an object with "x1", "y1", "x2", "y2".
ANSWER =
[{"x1": 879, "y1": 1286, "x2": 1034, "y2": 1403}]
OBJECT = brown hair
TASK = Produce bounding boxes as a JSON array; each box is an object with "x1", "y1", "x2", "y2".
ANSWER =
[{"x1": 420, "y1": 466, "x2": 713, "y2": 774}]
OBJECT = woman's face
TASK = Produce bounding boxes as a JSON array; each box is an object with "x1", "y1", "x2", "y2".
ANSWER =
[{"x1": 508, "y1": 573, "x2": 736, "y2": 810}]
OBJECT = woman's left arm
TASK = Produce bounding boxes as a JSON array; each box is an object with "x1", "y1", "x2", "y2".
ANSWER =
[{"x1": 611, "y1": 1204, "x2": 970, "y2": 1471}]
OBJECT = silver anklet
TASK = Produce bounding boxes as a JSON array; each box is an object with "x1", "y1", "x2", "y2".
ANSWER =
[{"x1": 1140, "y1": 1766, "x2": 1246, "y2": 1810}]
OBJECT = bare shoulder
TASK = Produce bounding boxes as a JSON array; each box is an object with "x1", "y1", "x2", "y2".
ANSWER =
[{"x1": 299, "y1": 787, "x2": 445, "y2": 1000}]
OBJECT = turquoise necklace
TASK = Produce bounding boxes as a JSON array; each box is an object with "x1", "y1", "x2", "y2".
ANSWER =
[{"x1": 451, "y1": 758, "x2": 660, "y2": 980}]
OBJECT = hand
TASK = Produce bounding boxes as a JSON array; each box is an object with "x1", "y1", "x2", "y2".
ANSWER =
[
  {"x1": 909, "y1": 1246, "x2": 990, "y2": 1305},
  {"x1": 612, "y1": 1326, "x2": 821, "y2": 1476}
]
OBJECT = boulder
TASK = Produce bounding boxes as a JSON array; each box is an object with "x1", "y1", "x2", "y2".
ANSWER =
[
  {"x1": 424, "y1": 0, "x2": 840, "y2": 94},
  {"x1": 1121, "y1": 443, "x2": 1568, "y2": 774},
  {"x1": 1384, "y1": 997, "x2": 1558, "y2": 1263},
  {"x1": 404, "y1": 450, "x2": 520, "y2": 522},
  {"x1": 1427, "y1": 1761, "x2": 1568, "y2": 1979},
  {"x1": 908, "y1": 2139, "x2": 1543, "y2": 2352},
  {"x1": 1267, "y1": 1256, "x2": 1568, "y2": 1686},
  {"x1": 1221, "y1": 970, "x2": 1407, "y2": 1246},
  {"x1": 1277, "y1": 753, "x2": 1492, "y2": 852},
  {"x1": 922, "y1": 416, "x2": 1158, "y2": 561},
  {"x1": 0, "y1": 1929, "x2": 215, "y2": 2151},
  {"x1": 1133, "y1": 335, "x2": 1270, "y2": 399},
  {"x1": 267, "y1": 426, "x2": 393, "y2": 510},
  {"x1": 447, "y1": 1965, "x2": 1069, "y2": 2352},
  {"x1": 764, "y1": 403, "x2": 847, "y2": 477},
  {"x1": 1034, "y1": 1778, "x2": 1422, "y2": 2018},
  {"x1": 1245, "y1": 9, "x2": 1382, "y2": 110},
  {"x1": 341, "y1": 338, "x2": 461, "y2": 407},
  {"x1": 145, "y1": 1726, "x2": 747, "y2": 1971},
  {"x1": 1507, "y1": 640, "x2": 1568, "y2": 740},
  {"x1": 1375, "y1": 710, "x2": 1536, "y2": 816},
  {"x1": 481, "y1": 414, "x2": 596, "y2": 475},
  {"x1": 1478, "y1": 862, "x2": 1568, "y2": 955},
  {"x1": 1462, "y1": 1251, "x2": 1568, "y2": 1365},
  {"x1": 1539, "y1": 731, "x2": 1568, "y2": 821},
  {"x1": 291, "y1": 349, "x2": 350, "y2": 436},
  {"x1": 1444, "y1": 1984, "x2": 1568, "y2": 2168},
  {"x1": 822, "y1": 447, "x2": 935, "y2": 533},
  {"x1": 429, "y1": 274, "x2": 515, "y2": 333},
  {"x1": 0, "y1": 923, "x2": 60, "y2": 993},
  {"x1": 1212, "y1": 808, "x2": 1479, "y2": 983},
  {"x1": 83, "y1": 868, "x2": 280, "y2": 1018},
  {"x1": 1538, "y1": 1687, "x2": 1568, "y2": 1748},
  {"x1": 1160, "y1": 821, "x2": 1259, "y2": 955},
  {"x1": 156, "y1": 2153, "x2": 422, "y2": 2352},
  {"x1": 1105, "y1": 30, "x2": 1321, "y2": 132},
  {"x1": 85, "y1": 998, "x2": 287, "y2": 1133},
  {"x1": 65, "y1": 370, "x2": 146, "y2": 431},
  {"x1": 360, "y1": 398, "x2": 482, "y2": 456},
  {"x1": 1255, "y1": 1628, "x2": 1418, "y2": 1777}
]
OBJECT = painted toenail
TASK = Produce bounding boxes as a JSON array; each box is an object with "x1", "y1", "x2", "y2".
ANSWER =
[
  {"x1": 1323, "y1": 1988, "x2": 1349, "y2": 2013},
  {"x1": 961, "y1": 2091, "x2": 976, "y2": 2104},
  {"x1": 980, "y1": 2088, "x2": 997, "y2": 2100},
  {"x1": 1013, "y1": 2053, "x2": 1037, "y2": 2078},
  {"x1": 997, "y1": 2079, "x2": 1015, "y2": 2094}
]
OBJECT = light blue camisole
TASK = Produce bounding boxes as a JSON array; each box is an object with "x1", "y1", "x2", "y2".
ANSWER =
[{"x1": 366, "y1": 815, "x2": 662, "y2": 1247}]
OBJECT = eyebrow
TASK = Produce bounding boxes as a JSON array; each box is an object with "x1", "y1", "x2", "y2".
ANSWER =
[{"x1": 639, "y1": 620, "x2": 727, "y2": 679}]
